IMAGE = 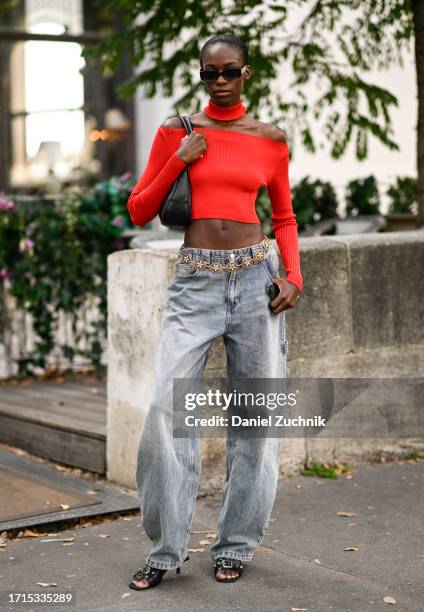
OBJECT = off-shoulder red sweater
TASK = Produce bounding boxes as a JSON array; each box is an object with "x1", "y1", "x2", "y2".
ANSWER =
[{"x1": 127, "y1": 126, "x2": 303, "y2": 291}]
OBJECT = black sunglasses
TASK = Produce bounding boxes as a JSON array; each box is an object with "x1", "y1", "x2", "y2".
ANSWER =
[{"x1": 200, "y1": 65, "x2": 248, "y2": 82}]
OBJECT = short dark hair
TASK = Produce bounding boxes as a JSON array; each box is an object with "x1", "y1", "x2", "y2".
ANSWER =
[{"x1": 200, "y1": 34, "x2": 248, "y2": 68}]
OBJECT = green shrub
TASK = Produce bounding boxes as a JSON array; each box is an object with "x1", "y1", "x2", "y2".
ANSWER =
[
  {"x1": 345, "y1": 175, "x2": 380, "y2": 216},
  {"x1": 256, "y1": 177, "x2": 339, "y2": 234},
  {"x1": 292, "y1": 177, "x2": 339, "y2": 231},
  {"x1": 0, "y1": 173, "x2": 136, "y2": 379},
  {"x1": 386, "y1": 176, "x2": 417, "y2": 214}
]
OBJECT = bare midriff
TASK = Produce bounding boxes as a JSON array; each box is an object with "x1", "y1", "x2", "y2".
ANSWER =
[{"x1": 184, "y1": 218, "x2": 265, "y2": 249}]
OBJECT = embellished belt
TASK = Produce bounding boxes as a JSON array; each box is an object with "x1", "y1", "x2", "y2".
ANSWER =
[{"x1": 177, "y1": 236, "x2": 271, "y2": 273}]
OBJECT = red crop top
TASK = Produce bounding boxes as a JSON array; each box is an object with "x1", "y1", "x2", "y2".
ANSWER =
[{"x1": 127, "y1": 124, "x2": 303, "y2": 291}]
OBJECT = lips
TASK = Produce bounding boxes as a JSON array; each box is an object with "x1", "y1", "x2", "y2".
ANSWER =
[{"x1": 214, "y1": 91, "x2": 231, "y2": 96}]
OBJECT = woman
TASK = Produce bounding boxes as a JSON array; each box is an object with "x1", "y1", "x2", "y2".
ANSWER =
[{"x1": 127, "y1": 33, "x2": 303, "y2": 590}]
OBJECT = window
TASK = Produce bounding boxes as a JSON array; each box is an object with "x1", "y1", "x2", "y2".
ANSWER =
[
  {"x1": 0, "y1": 0, "x2": 134, "y2": 191},
  {"x1": 9, "y1": 1, "x2": 85, "y2": 186}
]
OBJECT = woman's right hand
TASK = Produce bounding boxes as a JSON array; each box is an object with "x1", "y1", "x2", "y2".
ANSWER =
[{"x1": 176, "y1": 131, "x2": 207, "y2": 164}]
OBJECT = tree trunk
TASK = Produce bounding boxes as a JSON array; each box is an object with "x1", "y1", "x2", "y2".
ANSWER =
[{"x1": 412, "y1": 0, "x2": 424, "y2": 227}]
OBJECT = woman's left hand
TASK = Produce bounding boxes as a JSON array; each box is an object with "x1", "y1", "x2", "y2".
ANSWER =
[{"x1": 269, "y1": 277, "x2": 301, "y2": 314}]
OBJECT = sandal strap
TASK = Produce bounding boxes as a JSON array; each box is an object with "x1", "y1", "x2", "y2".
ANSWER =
[
  {"x1": 214, "y1": 557, "x2": 244, "y2": 573},
  {"x1": 132, "y1": 564, "x2": 166, "y2": 584}
]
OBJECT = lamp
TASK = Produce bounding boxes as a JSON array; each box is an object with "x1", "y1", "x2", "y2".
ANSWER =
[
  {"x1": 105, "y1": 108, "x2": 131, "y2": 132},
  {"x1": 34, "y1": 141, "x2": 65, "y2": 173},
  {"x1": 88, "y1": 108, "x2": 131, "y2": 143}
]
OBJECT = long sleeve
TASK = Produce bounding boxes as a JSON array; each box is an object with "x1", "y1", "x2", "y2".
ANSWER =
[
  {"x1": 267, "y1": 142, "x2": 303, "y2": 292},
  {"x1": 127, "y1": 126, "x2": 187, "y2": 227}
]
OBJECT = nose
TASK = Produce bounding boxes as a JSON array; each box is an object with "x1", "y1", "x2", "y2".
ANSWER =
[{"x1": 216, "y1": 74, "x2": 229, "y2": 84}]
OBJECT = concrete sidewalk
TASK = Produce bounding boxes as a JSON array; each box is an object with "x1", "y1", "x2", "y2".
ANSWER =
[{"x1": 1, "y1": 460, "x2": 423, "y2": 612}]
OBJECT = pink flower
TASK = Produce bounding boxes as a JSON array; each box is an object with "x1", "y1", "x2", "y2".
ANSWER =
[
  {"x1": 112, "y1": 216, "x2": 125, "y2": 228},
  {"x1": 112, "y1": 239, "x2": 125, "y2": 250},
  {"x1": 0, "y1": 268, "x2": 11, "y2": 279},
  {"x1": 120, "y1": 172, "x2": 132, "y2": 181},
  {"x1": 0, "y1": 192, "x2": 14, "y2": 211},
  {"x1": 19, "y1": 238, "x2": 34, "y2": 253}
]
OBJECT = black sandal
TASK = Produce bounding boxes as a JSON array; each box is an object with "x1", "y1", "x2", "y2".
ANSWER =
[
  {"x1": 129, "y1": 554, "x2": 190, "y2": 590},
  {"x1": 214, "y1": 557, "x2": 244, "y2": 583}
]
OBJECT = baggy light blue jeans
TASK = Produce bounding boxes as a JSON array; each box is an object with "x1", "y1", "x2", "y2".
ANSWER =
[{"x1": 135, "y1": 238, "x2": 288, "y2": 570}]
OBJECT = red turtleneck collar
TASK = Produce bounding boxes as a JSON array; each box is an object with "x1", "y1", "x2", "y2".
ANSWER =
[{"x1": 203, "y1": 97, "x2": 247, "y2": 121}]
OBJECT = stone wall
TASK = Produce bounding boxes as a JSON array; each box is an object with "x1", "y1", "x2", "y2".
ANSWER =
[{"x1": 107, "y1": 231, "x2": 424, "y2": 492}]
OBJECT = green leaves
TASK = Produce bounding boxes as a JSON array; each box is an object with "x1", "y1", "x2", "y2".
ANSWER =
[
  {"x1": 345, "y1": 175, "x2": 380, "y2": 216},
  {"x1": 386, "y1": 176, "x2": 418, "y2": 213},
  {"x1": 291, "y1": 177, "x2": 339, "y2": 231},
  {"x1": 0, "y1": 174, "x2": 136, "y2": 379},
  {"x1": 84, "y1": 0, "x2": 414, "y2": 168}
]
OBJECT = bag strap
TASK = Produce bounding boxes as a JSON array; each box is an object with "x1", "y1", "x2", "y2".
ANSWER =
[{"x1": 179, "y1": 115, "x2": 192, "y2": 135}]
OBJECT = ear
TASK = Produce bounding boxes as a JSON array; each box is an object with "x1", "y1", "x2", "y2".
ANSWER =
[{"x1": 243, "y1": 65, "x2": 252, "y2": 80}]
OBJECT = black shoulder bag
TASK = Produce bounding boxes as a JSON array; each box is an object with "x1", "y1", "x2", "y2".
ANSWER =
[{"x1": 159, "y1": 115, "x2": 192, "y2": 229}]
